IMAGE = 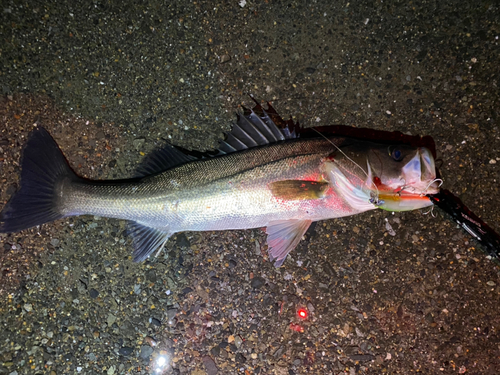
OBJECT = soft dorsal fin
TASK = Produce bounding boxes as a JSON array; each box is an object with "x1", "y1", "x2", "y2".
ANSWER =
[
  {"x1": 135, "y1": 144, "x2": 196, "y2": 177},
  {"x1": 218, "y1": 101, "x2": 299, "y2": 154}
]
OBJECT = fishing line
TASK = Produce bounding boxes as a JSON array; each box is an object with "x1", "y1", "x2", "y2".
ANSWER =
[{"x1": 311, "y1": 127, "x2": 381, "y2": 205}]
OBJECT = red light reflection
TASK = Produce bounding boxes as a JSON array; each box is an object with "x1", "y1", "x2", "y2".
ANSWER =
[{"x1": 297, "y1": 308, "x2": 308, "y2": 319}]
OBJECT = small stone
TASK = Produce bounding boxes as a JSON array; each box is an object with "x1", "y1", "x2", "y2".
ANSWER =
[
  {"x1": 486, "y1": 281, "x2": 496, "y2": 286},
  {"x1": 210, "y1": 346, "x2": 220, "y2": 357},
  {"x1": 144, "y1": 336, "x2": 157, "y2": 347},
  {"x1": 307, "y1": 302, "x2": 315, "y2": 312},
  {"x1": 202, "y1": 355, "x2": 218, "y2": 375},
  {"x1": 250, "y1": 276, "x2": 265, "y2": 289},
  {"x1": 385, "y1": 221, "x2": 396, "y2": 236},
  {"x1": 218, "y1": 340, "x2": 228, "y2": 349},
  {"x1": 234, "y1": 335, "x2": 243, "y2": 348},
  {"x1": 119, "y1": 347, "x2": 134, "y2": 356},
  {"x1": 107, "y1": 314, "x2": 117, "y2": 326},
  {"x1": 175, "y1": 233, "x2": 191, "y2": 248},
  {"x1": 146, "y1": 270, "x2": 157, "y2": 283},
  {"x1": 273, "y1": 346, "x2": 283, "y2": 358},
  {"x1": 150, "y1": 317, "x2": 161, "y2": 326},
  {"x1": 166, "y1": 308, "x2": 177, "y2": 321},
  {"x1": 133, "y1": 138, "x2": 145, "y2": 150},
  {"x1": 139, "y1": 345, "x2": 153, "y2": 360}
]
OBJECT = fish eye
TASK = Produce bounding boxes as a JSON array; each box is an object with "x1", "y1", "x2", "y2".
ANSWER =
[{"x1": 389, "y1": 146, "x2": 403, "y2": 161}]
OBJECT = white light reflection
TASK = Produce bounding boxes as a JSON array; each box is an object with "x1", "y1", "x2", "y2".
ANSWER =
[
  {"x1": 156, "y1": 355, "x2": 167, "y2": 367},
  {"x1": 152, "y1": 352, "x2": 171, "y2": 374}
]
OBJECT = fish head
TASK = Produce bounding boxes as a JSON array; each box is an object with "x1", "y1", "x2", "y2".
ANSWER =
[
  {"x1": 328, "y1": 141, "x2": 440, "y2": 212},
  {"x1": 366, "y1": 143, "x2": 440, "y2": 211}
]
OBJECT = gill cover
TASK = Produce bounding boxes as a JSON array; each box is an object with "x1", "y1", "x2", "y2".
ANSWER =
[
  {"x1": 325, "y1": 146, "x2": 438, "y2": 212},
  {"x1": 323, "y1": 161, "x2": 377, "y2": 212}
]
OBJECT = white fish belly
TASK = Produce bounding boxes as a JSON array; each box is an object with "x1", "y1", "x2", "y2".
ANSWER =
[{"x1": 163, "y1": 161, "x2": 374, "y2": 233}]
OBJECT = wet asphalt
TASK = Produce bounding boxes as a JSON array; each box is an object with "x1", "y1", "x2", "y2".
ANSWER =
[{"x1": 0, "y1": 1, "x2": 499, "y2": 374}]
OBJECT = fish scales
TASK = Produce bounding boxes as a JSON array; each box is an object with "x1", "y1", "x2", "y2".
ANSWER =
[
  {"x1": 0, "y1": 102, "x2": 439, "y2": 265},
  {"x1": 61, "y1": 137, "x2": 349, "y2": 231}
]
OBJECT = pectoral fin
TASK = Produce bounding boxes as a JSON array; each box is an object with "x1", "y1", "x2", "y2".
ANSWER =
[
  {"x1": 266, "y1": 219, "x2": 312, "y2": 267},
  {"x1": 269, "y1": 180, "x2": 329, "y2": 200}
]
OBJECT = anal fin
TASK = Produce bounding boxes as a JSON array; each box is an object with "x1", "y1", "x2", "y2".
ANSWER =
[
  {"x1": 128, "y1": 222, "x2": 171, "y2": 262},
  {"x1": 266, "y1": 219, "x2": 312, "y2": 267}
]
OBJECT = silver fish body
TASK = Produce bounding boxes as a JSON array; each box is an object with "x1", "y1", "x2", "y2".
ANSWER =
[
  {"x1": 62, "y1": 139, "x2": 357, "y2": 229},
  {"x1": 0, "y1": 104, "x2": 439, "y2": 266}
]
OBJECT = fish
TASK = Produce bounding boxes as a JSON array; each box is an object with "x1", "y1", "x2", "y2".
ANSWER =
[{"x1": 0, "y1": 102, "x2": 440, "y2": 266}]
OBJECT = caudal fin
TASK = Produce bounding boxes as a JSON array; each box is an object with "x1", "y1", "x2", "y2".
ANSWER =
[{"x1": 0, "y1": 127, "x2": 78, "y2": 233}]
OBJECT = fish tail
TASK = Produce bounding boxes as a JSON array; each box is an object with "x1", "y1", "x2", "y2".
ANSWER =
[{"x1": 0, "y1": 127, "x2": 78, "y2": 233}]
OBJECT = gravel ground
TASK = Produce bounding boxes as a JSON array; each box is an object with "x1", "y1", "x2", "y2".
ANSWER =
[{"x1": 1, "y1": 1, "x2": 499, "y2": 374}]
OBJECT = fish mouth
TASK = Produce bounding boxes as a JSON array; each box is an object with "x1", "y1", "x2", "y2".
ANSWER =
[
  {"x1": 373, "y1": 147, "x2": 440, "y2": 212},
  {"x1": 418, "y1": 147, "x2": 440, "y2": 194},
  {"x1": 400, "y1": 147, "x2": 439, "y2": 195}
]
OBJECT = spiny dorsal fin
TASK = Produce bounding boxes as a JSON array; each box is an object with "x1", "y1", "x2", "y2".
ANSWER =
[
  {"x1": 137, "y1": 99, "x2": 300, "y2": 174},
  {"x1": 218, "y1": 101, "x2": 299, "y2": 154}
]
